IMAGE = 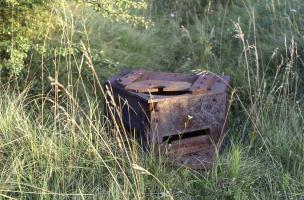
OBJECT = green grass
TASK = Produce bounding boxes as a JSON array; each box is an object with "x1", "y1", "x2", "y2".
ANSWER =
[{"x1": 1, "y1": 0, "x2": 304, "y2": 199}]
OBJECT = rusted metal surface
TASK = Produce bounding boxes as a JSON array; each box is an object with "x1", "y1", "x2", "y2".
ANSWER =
[
  {"x1": 125, "y1": 80, "x2": 192, "y2": 93},
  {"x1": 117, "y1": 69, "x2": 144, "y2": 87},
  {"x1": 104, "y1": 69, "x2": 231, "y2": 169}
]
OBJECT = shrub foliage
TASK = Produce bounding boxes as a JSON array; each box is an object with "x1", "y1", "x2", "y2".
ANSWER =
[
  {"x1": 0, "y1": 0, "x2": 55, "y2": 76},
  {"x1": 0, "y1": 0, "x2": 149, "y2": 77}
]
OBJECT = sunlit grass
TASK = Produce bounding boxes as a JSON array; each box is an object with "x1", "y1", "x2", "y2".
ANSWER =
[{"x1": 0, "y1": 0, "x2": 304, "y2": 199}]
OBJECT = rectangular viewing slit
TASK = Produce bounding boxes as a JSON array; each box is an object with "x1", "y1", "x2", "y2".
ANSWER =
[
  {"x1": 143, "y1": 90, "x2": 190, "y2": 96},
  {"x1": 162, "y1": 129, "x2": 210, "y2": 144}
]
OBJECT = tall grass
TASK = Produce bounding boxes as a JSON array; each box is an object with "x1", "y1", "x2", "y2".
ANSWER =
[{"x1": 0, "y1": 0, "x2": 304, "y2": 199}]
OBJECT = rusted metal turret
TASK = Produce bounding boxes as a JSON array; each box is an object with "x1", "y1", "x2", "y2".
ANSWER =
[{"x1": 104, "y1": 69, "x2": 231, "y2": 169}]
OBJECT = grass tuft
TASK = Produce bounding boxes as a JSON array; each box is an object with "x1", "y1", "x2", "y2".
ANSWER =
[{"x1": 0, "y1": 0, "x2": 304, "y2": 199}]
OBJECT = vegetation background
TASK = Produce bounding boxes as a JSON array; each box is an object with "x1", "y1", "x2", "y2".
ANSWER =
[{"x1": 0, "y1": 0, "x2": 303, "y2": 199}]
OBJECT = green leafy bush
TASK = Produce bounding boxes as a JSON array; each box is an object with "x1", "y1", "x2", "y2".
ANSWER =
[
  {"x1": 86, "y1": 0, "x2": 150, "y2": 27},
  {"x1": 0, "y1": 0, "x2": 150, "y2": 77},
  {"x1": 0, "y1": 0, "x2": 56, "y2": 76}
]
